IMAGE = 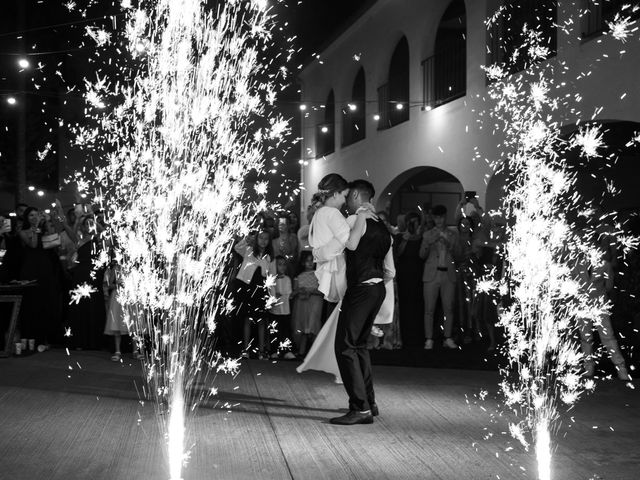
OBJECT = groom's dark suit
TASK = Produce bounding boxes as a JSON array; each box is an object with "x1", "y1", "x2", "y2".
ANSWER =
[{"x1": 334, "y1": 218, "x2": 392, "y2": 412}]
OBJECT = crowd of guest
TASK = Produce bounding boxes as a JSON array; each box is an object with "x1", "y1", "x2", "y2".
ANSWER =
[
  {"x1": 1, "y1": 193, "x2": 633, "y2": 379},
  {"x1": 221, "y1": 196, "x2": 510, "y2": 361},
  {"x1": 383, "y1": 196, "x2": 507, "y2": 352},
  {"x1": 0, "y1": 201, "x2": 131, "y2": 359}
]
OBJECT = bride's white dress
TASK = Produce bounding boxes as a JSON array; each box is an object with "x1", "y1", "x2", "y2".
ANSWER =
[
  {"x1": 296, "y1": 269, "x2": 394, "y2": 384},
  {"x1": 296, "y1": 298, "x2": 344, "y2": 383},
  {"x1": 297, "y1": 211, "x2": 394, "y2": 383}
]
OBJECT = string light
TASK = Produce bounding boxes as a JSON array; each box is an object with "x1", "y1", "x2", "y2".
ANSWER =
[
  {"x1": 321, "y1": 126, "x2": 329, "y2": 133},
  {"x1": 299, "y1": 104, "x2": 307, "y2": 111},
  {"x1": 6, "y1": 97, "x2": 17, "y2": 105},
  {"x1": 37, "y1": 190, "x2": 44, "y2": 197},
  {"x1": 395, "y1": 103, "x2": 404, "y2": 110},
  {"x1": 348, "y1": 103, "x2": 357, "y2": 111},
  {"x1": 18, "y1": 58, "x2": 30, "y2": 69},
  {"x1": 373, "y1": 113, "x2": 380, "y2": 121},
  {"x1": 28, "y1": 186, "x2": 35, "y2": 191}
]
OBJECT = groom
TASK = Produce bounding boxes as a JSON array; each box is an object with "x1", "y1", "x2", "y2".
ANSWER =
[{"x1": 330, "y1": 179, "x2": 393, "y2": 425}]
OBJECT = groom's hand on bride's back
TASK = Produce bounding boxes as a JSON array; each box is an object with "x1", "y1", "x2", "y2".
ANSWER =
[{"x1": 357, "y1": 203, "x2": 379, "y2": 221}]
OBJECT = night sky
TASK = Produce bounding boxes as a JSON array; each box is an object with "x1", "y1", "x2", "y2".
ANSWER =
[{"x1": 0, "y1": 0, "x2": 372, "y2": 206}]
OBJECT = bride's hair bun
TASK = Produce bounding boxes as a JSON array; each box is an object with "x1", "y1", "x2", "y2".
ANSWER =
[{"x1": 313, "y1": 174, "x2": 348, "y2": 204}]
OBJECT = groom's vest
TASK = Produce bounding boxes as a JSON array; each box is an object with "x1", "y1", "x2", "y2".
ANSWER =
[{"x1": 345, "y1": 218, "x2": 391, "y2": 287}]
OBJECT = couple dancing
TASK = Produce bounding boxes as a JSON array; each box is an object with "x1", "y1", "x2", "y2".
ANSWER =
[{"x1": 297, "y1": 173, "x2": 395, "y2": 425}]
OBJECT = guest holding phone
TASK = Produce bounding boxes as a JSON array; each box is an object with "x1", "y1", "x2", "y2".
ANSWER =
[{"x1": 17, "y1": 207, "x2": 64, "y2": 351}]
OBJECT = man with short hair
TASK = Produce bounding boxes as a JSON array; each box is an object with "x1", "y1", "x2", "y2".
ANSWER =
[
  {"x1": 420, "y1": 204, "x2": 459, "y2": 350},
  {"x1": 330, "y1": 179, "x2": 394, "y2": 425}
]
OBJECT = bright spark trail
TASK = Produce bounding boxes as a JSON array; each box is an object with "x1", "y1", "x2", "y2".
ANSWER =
[
  {"x1": 71, "y1": 1, "x2": 288, "y2": 478},
  {"x1": 484, "y1": 4, "x2": 639, "y2": 479}
]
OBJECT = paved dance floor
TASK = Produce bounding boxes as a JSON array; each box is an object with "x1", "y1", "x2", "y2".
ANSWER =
[{"x1": 1, "y1": 350, "x2": 638, "y2": 479}]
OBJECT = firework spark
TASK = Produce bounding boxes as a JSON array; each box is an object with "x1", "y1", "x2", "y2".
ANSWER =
[
  {"x1": 607, "y1": 5, "x2": 639, "y2": 43},
  {"x1": 74, "y1": 1, "x2": 286, "y2": 478},
  {"x1": 484, "y1": 4, "x2": 638, "y2": 479}
]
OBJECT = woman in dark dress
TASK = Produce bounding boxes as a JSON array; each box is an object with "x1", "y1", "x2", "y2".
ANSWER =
[
  {"x1": 67, "y1": 216, "x2": 106, "y2": 350},
  {"x1": 18, "y1": 207, "x2": 64, "y2": 350},
  {"x1": 394, "y1": 212, "x2": 425, "y2": 347}
]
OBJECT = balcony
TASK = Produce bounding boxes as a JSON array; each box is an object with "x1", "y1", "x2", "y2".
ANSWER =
[{"x1": 422, "y1": 43, "x2": 466, "y2": 111}]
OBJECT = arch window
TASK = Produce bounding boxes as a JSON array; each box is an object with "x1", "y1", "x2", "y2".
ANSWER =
[
  {"x1": 342, "y1": 67, "x2": 366, "y2": 147},
  {"x1": 582, "y1": 0, "x2": 640, "y2": 39},
  {"x1": 378, "y1": 37, "x2": 409, "y2": 130},
  {"x1": 487, "y1": 0, "x2": 557, "y2": 77},
  {"x1": 423, "y1": 0, "x2": 467, "y2": 110},
  {"x1": 316, "y1": 90, "x2": 335, "y2": 157}
]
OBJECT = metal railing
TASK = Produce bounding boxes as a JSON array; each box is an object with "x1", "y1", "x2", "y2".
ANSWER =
[
  {"x1": 422, "y1": 42, "x2": 466, "y2": 110},
  {"x1": 377, "y1": 84, "x2": 390, "y2": 130},
  {"x1": 315, "y1": 122, "x2": 334, "y2": 158},
  {"x1": 342, "y1": 102, "x2": 366, "y2": 147}
]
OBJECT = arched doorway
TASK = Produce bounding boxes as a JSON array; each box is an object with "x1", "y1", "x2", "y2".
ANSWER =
[
  {"x1": 378, "y1": 166, "x2": 465, "y2": 226},
  {"x1": 485, "y1": 120, "x2": 640, "y2": 214},
  {"x1": 564, "y1": 120, "x2": 640, "y2": 214}
]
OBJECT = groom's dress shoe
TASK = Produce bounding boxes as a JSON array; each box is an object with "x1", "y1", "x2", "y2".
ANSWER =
[
  {"x1": 330, "y1": 410, "x2": 374, "y2": 425},
  {"x1": 371, "y1": 403, "x2": 379, "y2": 417}
]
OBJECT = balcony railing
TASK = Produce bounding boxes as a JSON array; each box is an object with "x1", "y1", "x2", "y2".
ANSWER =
[
  {"x1": 377, "y1": 83, "x2": 410, "y2": 130},
  {"x1": 315, "y1": 122, "x2": 334, "y2": 158},
  {"x1": 342, "y1": 102, "x2": 365, "y2": 147},
  {"x1": 422, "y1": 43, "x2": 466, "y2": 110},
  {"x1": 377, "y1": 84, "x2": 390, "y2": 130}
]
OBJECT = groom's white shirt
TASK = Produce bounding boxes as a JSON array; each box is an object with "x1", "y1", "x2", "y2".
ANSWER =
[{"x1": 313, "y1": 215, "x2": 395, "y2": 284}]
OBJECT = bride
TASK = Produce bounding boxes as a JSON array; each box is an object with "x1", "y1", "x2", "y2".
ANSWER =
[{"x1": 297, "y1": 173, "x2": 388, "y2": 383}]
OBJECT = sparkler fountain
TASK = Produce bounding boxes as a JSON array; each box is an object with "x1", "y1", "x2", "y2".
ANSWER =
[
  {"x1": 73, "y1": 1, "x2": 288, "y2": 478},
  {"x1": 484, "y1": 5, "x2": 638, "y2": 479}
]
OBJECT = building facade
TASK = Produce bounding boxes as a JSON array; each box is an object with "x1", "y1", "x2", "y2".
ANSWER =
[{"x1": 299, "y1": 0, "x2": 640, "y2": 224}]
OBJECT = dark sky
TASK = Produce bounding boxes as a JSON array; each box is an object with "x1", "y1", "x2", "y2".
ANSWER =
[
  {"x1": 0, "y1": 0, "x2": 372, "y2": 205},
  {"x1": 287, "y1": 0, "x2": 373, "y2": 56}
]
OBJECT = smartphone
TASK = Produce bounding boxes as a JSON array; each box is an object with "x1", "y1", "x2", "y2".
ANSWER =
[{"x1": 1, "y1": 218, "x2": 10, "y2": 234}]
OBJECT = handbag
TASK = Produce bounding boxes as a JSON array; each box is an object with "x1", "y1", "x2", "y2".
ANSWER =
[{"x1": 42, "y1": 233, "x2": 61, "y2": 249}]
